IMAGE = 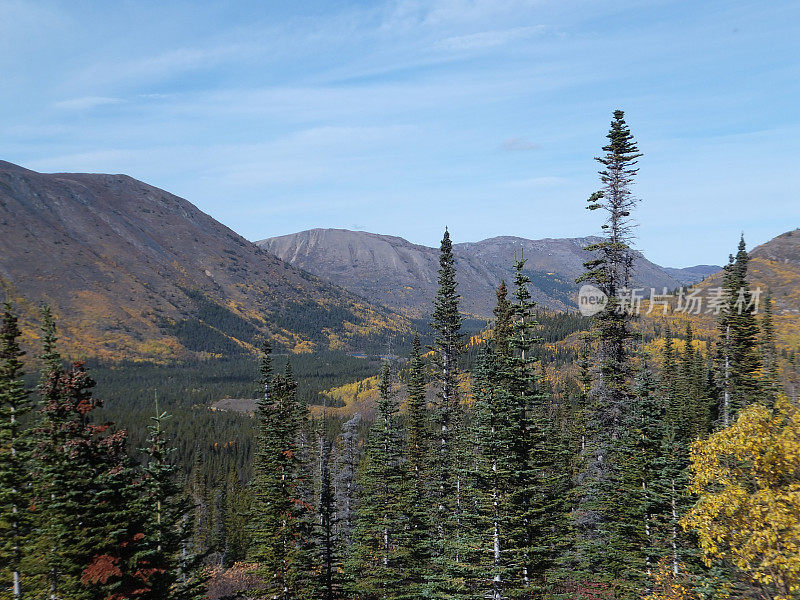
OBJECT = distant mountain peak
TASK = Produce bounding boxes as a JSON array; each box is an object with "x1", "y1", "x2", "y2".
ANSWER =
[{"x1": 259, "y1": 228, "x2": 696, "y2": 317}]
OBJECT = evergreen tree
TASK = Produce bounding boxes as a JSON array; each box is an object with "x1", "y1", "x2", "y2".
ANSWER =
[
  {"x1": 248, "y1": 342, "x2": 312, "y2": 599},
  {"x1": 334, "y1": 413, "x2": 363, "y2": 548},
  {"x1": 574, "y1": 109, "x2": 647, "y2": 596},
  {"x1": 716, "y1": 236, "x2": 762, "y2": 425},
  {"x1": 492, "y1": 280, "x2": 513, "y2": 358},
  {"x1": 345, "y1": 363, "x2": 409, "y2": 599},
  {"x1": 760, "y1": 292, "x2": 778, "y2": 408},
  {"x1": 314, "y1": 430, "x2": 338, "y2": 600},
  {"x1": 0, "y1": 302, "x2": 34, "y2": 599},
  {"x1": 502, "y1": 254, "x2": 543, "y2": 596},
  {"x1": 470, "y1": 344, "x2": 504, "y2": 600},
  {"x1": 403, "y1": 335, "x2": 434, "y2": 596},
  {"x1": 429, "y1": 227, "x2": 466, "y2": 597},
  {"x1": 136, "y1": 405, "x2": 205, "y2": 599},
  {"x1": 31, "y1": 307, "x2": 146, "y2": 600}
]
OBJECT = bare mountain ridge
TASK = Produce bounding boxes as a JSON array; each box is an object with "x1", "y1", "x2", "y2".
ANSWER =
[
  {"x1": 259, "y1": 228, "x2": 716, "y2": 317},
  {"x1": 0, "y1": 162, "x2": 408, "y2": 359}
]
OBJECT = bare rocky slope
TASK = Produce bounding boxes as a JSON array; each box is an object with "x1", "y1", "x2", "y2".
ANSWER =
[{"x1": 259, "y1": 228, "x2": 717, "y2": 317}]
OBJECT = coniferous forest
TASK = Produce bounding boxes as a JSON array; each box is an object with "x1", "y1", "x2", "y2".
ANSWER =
[{"x1": 2, "y1": 111, "x2": 799, "y2": 600}]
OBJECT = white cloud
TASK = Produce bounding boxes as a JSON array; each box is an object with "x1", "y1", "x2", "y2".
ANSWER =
[
  {"x1": 52, "y1": 96, "x2": 122, "y2": 110},
  {"x1": 436, "y1": 25, "x2": 545, "y2": 51}
]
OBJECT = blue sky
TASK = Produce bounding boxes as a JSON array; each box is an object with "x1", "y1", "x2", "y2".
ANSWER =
[{"x1": 1, "y1": 0, "x2": 798, "y2": 267}]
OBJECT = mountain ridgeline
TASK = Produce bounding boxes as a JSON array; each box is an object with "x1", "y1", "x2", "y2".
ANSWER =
[
  {"x1": 0, "y1": 161, "x2": 410, "y2": 360},
  {"x1": 259, "y1": 228, "x2": 718, "y2": 318}
]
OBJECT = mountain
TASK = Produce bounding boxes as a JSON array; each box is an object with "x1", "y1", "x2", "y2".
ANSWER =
[
  {"x1": 662, "y1": 265, "x2": 720, "y2": 286},
  {"x1": 0, "y1": 162, "x2": 409, "y2": 360},
  {"x1": 258, "y1": 229, "x2": 706, "y2": 317},
  {"x1": 748, "y1": 229, "x2": 800, "y2": 314}
]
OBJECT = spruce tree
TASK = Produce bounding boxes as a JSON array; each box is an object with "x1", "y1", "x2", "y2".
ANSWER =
[
  {"x1": 136, "y1": 406, "x2": 205, "y2": 599},
  {"x1": 716, "y1": 236, "x2": 762, "y2": 425},
  {"x1": 404, "y1": 335, "x2": 434, "y2": 596},
  {"x1": 334, "y1": 413, "x2": 363, "y2": 548},
  {"x1": 470, "y1": 344, "x2": 504, "y2": 600},
  {"x1": 760, "y1": 292, "x2": 778, "y2": 408},
  {"x1": 345, "y1": 363, "x2": 409, "y2": 599},
  {"x1": 222, "y1": 468, "x2": 251, "y2": 566},
  {"x1": 31, "y1": 307, "x2": 145, "y2": 600},
  {"x1": 429, "y1": 227, "x2": 466, "y2": 598},
  {"x1": 315, "y1": 431, "x2": 338, "y2": 600},
  {"x1": 0, "y1": 302, "x2": 33, "y2": 599},
  {"x1": 248, "y1": 342, "x2": 312, "y2": 599},
  {"x1": 574, "y1": 110, "x2": 647, "y2": 596},
  {"x1": 493, "y1": 280, "x2": 513, "y2": 358}
]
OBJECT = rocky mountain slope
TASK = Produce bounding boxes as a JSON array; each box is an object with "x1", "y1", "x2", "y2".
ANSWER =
[
  {"x1": 0, "y1": 162, "x2": 409, "y2": 360},
  {"x1": 259, "y1": 228, "x2": 717, "y2": 317}
]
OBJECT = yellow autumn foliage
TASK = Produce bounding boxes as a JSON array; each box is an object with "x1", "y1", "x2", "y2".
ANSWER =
[
  {"x1": 643, "y1": 559, "x2": 701, "y2": 600},
  {"x1": 682, "y1": 396, "x2": 800, "y2": 600}
]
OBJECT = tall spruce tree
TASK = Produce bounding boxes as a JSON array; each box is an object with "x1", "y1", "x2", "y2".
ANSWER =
[
  {"x1": 314, "y1": 429, "x2": 338, "y2": 600},
  {"x1": 470, "y1": 344, "x2": 504, "y2": 600},
  {"x1": 716, "y1": 236, "x2": 762, "y2": 425},
  {"x1": 0, "y1": 302, "x2": 34, "y2": 599},
  {"x1": 31, "y1": 307, "x2": 145, "y2": 600},
  {"x1": 404, "y1": 335, "x2": 434, "y2": 596},
  {"x1": 429, "y1": 227, "x2": 466, "y2": 598},
  {"x1": 574, "y1": 110, "x2": 647, "y2": 596},
  {"x1": 334, "y1": 413, "x2": 363, "y2": 549},
  {"x1": 248, "y1": 342, "x2": 312, "y2": 599}
]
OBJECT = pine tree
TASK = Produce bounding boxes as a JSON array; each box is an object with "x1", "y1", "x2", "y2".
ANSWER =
[
  {"x1": 345, "y1": 363, "x2": 409, "y2": 599},
  {"x1": 136, "y1": 405, "x2": 205, "y2": 599},
  {"x1": 716, "y1": 236, "x2": 762, "y2": 425},
  {"x1": 248, "y1": 342, "x2": 312, "y2": 599},
  {"x1": 573, "y1": 110, "x2": 647, "y2": 596},
  {"x1": 760, "y1": 292, "x2": 778, "y2": 408},
  {"x1": 0, "y1": 302, "x2": 34, "y2": 599},
  {"x1": 403, "y1": 335, "x2": 434, "y2": 597},
  {"x1": 429, "y1": 227, "x2": 466, "y2": 598}
]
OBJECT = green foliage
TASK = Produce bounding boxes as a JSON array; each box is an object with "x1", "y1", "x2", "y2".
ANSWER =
[
  {"x1": 345, "y1": 363, "x2": 415, "y2": 599},
  {"x1": 716, "y1": 237, "x2": 763, "y2": 426},
  {"x1": 0, "y1": 302, "x2": 34, "y2": 599},
  {"x1": 572, "y1": 110, "x2": 646, "y2": 596},
  {"x1": 248, "y1": 342, "x2": 314, "y2": 599}
]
